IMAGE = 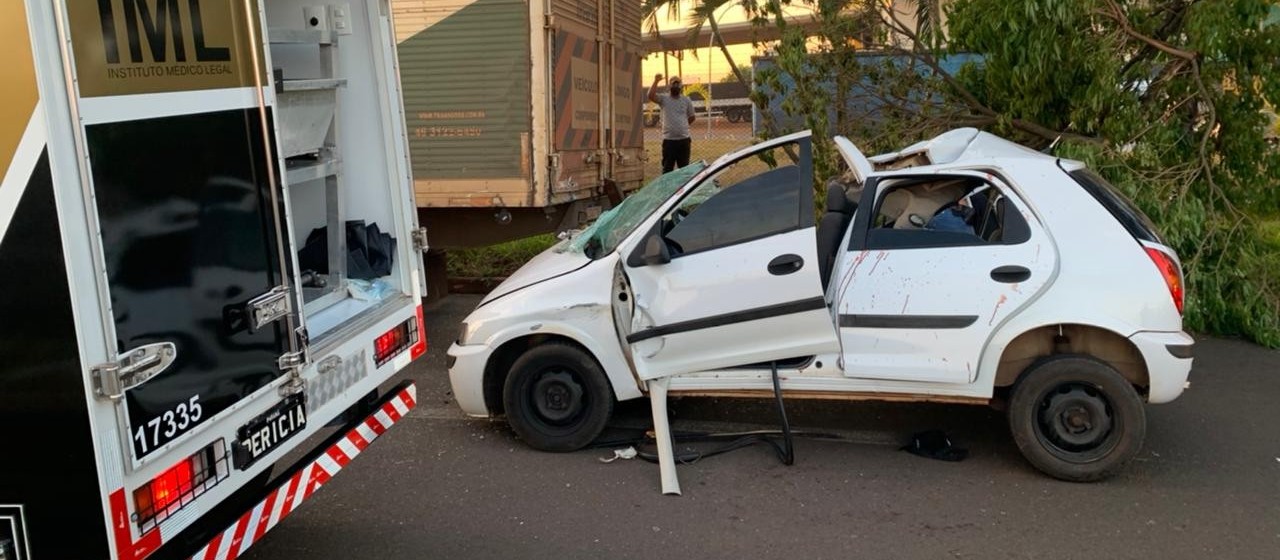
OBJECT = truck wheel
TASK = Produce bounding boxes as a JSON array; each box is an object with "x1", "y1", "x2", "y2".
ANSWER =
[
  {"x1": 503, "y1": 342, "x2": 614, "y2": 452},
  {"x1": 1008, "y1": 355, "x2": 1145, "y2": 482},
  {"x1": 726, "y1": 109, "x2": 743, "y2": 123}
]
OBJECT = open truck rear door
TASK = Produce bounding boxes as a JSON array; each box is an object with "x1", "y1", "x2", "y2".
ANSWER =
[{"x1": 1, "y1": 1, "x2": 426, "y2": 558}]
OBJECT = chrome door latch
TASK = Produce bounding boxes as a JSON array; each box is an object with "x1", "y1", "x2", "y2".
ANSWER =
[
  {"x1": 91, "y1": 342, "x2": 177, "y2": 400},
  {"x1": 248, "y1": 286, "x2": 292, "y2": 332}
]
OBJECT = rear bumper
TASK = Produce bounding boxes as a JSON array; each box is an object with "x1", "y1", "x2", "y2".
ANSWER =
[
  {"x1": 447, "y1": 342, "x2": 493, "y2": 417},
  {"x1": 1130, "y1": 331, "x2": 1194, "y2": 404},
  {"x1": 178, "y1": 382, "x2": 418, "y2": 560}
]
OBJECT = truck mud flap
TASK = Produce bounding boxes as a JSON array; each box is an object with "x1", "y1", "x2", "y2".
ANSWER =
[{"x1": 154, "y1": 381, "x2": 418, "y2": 560}]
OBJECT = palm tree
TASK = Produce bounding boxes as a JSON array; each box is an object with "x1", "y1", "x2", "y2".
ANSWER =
[
  {"x1": 641, "y1": 0, "x2": 782, "y2": 89},
  {"x1": 914, "y1": 0, "x2": 942, "y2": 47}
]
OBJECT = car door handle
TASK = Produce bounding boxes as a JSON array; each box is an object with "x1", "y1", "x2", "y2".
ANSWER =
[
  {"x1": 990, "y1": 265, "x2": 1031, "y2": 283},
  {"x1": 768, "y1": 254, "x2": 805, "y2": 276}
]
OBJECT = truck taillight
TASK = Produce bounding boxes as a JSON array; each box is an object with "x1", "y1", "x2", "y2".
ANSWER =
[
  {"x1": 1145, "y1": 247, "x2": 1184, "y2": 315},
  {"x1": 132, "y1": 442, "x2": 226, "y2": 531},
  {"x1": 374, "y1": 317, "x2": 419, "y2": 366}
]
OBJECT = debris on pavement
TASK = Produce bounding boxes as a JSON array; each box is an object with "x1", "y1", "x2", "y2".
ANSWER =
[{"x1": 599, "y1": 447, "x2": 639, "y2": 463}]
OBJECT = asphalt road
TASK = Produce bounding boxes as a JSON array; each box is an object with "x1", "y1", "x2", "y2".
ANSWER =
[{"x1": 244, "y1": 294, "x2": 1280, "y2": 560}]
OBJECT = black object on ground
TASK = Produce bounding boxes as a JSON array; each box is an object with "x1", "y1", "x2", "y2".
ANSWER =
[
  {"x1": 592, "y1": 362, "x2": 800, "y2": 467},
  {"x1": 901, "y1": 429, "x2": 968, "y2": 462}
]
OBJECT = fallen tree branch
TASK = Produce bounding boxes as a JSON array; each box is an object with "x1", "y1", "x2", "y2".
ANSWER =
[{"x1": 875, "y1": 5, "x2": 1103, "y2": 146}]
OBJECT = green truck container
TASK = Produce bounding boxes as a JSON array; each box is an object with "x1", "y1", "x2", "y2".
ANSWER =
[{"x1": 393, "y1": 0, "x2": 646, "y2": 248}]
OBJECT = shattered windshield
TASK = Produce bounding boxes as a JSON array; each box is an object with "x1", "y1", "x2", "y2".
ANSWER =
[{"x1": 561, "y1": 162, "x2": 706, "y2": 258}]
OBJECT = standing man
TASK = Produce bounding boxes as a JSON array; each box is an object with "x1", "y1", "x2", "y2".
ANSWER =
[{"x1": 648, "y1": 74, "x2": 696, "y2": 173}]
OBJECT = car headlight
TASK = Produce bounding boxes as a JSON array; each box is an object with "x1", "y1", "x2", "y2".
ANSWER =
[{"x1": 457, "y1": 321, "x2": 481, "y2": 346}]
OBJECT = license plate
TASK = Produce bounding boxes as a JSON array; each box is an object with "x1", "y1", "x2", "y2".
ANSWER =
[{"x1": 233, "y1": 395, "x2": 307, "y2": 470}]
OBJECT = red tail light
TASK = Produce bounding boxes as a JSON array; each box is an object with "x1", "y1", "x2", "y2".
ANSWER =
[
  {"x1": 131, "y1": 443, "x2": 224, "y2": 531},
  {"x1": 374, "y1": 317, "x2": 420, "y2": 366},
  {"x1": 1145, "y1": 247, "x2": 1184, "y2": 315},
  {"x1": 134, "y1": 456, "x2": 198, "y2": 526}
]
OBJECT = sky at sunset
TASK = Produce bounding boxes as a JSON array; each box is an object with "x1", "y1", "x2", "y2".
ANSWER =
[{"x1": 641, "y1": 5, "x2": 816, "y2": 87}]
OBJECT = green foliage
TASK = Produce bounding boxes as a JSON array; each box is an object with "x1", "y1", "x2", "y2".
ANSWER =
[
  {"x1": 761, "y1": 0, "x2": 1280, "y2": 346},
  {"x1": 720, "y1": 63, "x2": 754, "y2": 83},
  {"x1": 447, "y1": 234, "x2": 559, "y2": 278}
]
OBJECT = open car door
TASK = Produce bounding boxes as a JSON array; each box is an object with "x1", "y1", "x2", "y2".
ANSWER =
[
  {"x1": 619, "y1": 133, "x2": 841, "y2": 381},
  {"x1": 834, "y1": 136, "x2": 874, "y2": 181}
]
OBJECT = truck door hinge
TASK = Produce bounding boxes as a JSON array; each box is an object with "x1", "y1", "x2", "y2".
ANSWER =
[
  {"x1": 278, "y1": 351, "x2": 306, "y2": 371},
  {"x1": 247, "y1": 286, "x2": 292, "y2": 332},
  {"x1": 411, "y1": 227, "x2": 430, "y2": 252},
  {"x1": 91, "y1": 342, "x2": 177, "y2": 400},
  {"x1": 277, "y1": 326, "x2": 309, "y2": 397},
  {"x1": 277, "y1": 373, "x2": 305, "y2": 397}
]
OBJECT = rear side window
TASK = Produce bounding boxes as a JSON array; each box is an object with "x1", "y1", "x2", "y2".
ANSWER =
[{"x1": 1064, "y1": 165, "x2": 1164, "y2": 245}]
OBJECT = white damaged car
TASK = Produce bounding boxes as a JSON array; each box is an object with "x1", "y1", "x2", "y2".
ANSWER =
[{"x1": 446, "y1": 128, "x2": 1193, "y2": 481}]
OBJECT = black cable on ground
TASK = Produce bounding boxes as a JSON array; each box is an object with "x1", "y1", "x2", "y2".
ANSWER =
[
  {"x1": 771, "y1": 361, "x2": 795, "y2": 466},
  {"x1": 591, "y1": 362, "x2": 800, "y2": 466}
]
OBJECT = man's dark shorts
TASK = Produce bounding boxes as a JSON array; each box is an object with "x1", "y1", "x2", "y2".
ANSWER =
[{"x1": 662, "y1": 137, "x2": 692, "y2": 173}]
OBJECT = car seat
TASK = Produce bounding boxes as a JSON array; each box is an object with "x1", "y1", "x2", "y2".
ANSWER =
[{"x1": 817, "y1": 183, "x2": 858, "y2": 290}]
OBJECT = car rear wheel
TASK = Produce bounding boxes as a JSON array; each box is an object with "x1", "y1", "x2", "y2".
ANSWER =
[
  {"x1": 503, "y1": 342, "x2": 614, "y2": 452},
  {"x1": 1008, "y1": 355, "x2": 1145, "y2": 482}
]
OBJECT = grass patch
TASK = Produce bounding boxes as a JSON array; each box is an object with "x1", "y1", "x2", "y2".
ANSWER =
[
  {"x1": 1261, "y1": 218, "x2": 1280, "y2": 250},
  {"x1": 446, "y1": 234, "x2": 559, "y2": 278}
]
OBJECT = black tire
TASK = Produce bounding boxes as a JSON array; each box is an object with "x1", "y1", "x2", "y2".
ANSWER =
[
  {"x1": 503, "y1": 342, "x2": 615, "y2": 452},
  {"x1": 1008, "y1": 354, "x2": 1146, "y2": 482}
]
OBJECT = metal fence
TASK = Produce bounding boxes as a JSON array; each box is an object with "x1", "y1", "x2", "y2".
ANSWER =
[{"x1": 640, "y1": 78, "x2": 763, "y2": 181}]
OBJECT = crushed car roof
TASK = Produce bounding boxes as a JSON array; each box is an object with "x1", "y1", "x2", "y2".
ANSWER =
[{"x1": 870, "y1": 127, "x2": 1054, "y2": 170}]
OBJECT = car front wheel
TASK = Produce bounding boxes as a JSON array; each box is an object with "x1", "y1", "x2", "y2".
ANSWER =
[
  {"x1": 1008, "y1": 355, "x2": 1146, "y2": 482},
  {"x1": 503, "y1": 342, "x2": 614, "y2": 452}
]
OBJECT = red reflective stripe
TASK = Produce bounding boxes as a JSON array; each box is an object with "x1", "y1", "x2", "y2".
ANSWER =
[
  {"x1": 308, "y1": 470, "x2": 330, "y2": 495},
  {"x1": 187, "y1": 383, "x2": 419, "y2": 560},
  {"x1": 348, "y1": 427, "x2": 371, "y2": 450},
  {"x1": 200, "y1": 531, "x2": 223, "y2": 560},
  {"x1": 109, "y1": 489, "x2": 163, "y2": 560},
  {"x1": 409, "y1": 305, "x2": 427, "y2": 360},
  {"x1": 302, "y1": 465, "x2": 326, "y2": 500},
  {"x1": 251, "y1": 489, "x2": 278, "y2": 543},
  {"x1": 365, "y1": 416, "x2": 387, "y2": 436},
  {"x1": 224, "y1": 516, "x2": 251, "y2": 560},
  {"x1": 381, "y1": 401, "x2": 401, "y2": 423},
  {"x1": 327, "y1": 445, "x2": 352, "y2": 468},
  {"x1": 277, "y1": 469, "x2": 304, "y2": 518}
]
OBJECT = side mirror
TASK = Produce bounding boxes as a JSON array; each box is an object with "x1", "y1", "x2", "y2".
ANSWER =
[{"x1": 642, "y1": 234, "x2": 671, "y2": 266}]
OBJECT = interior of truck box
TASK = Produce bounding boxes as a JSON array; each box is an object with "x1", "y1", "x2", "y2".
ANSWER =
[{"x1": 265, "y1": 1, "x2": 413, "y2": 340}]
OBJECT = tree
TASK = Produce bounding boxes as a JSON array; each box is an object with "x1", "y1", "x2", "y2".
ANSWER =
[
  {"x1": 720, "y1": 63, "x2": 754, "y2": 82},
  {"x1": 642, "y1": 0, "x2": 800, "y2": 140},
  {"x1": 758, "y1": 0, "x2": 1280, "y2": 345},
  {"x1": 641, "y1": 0, "x2": 760, "y2": 88}
]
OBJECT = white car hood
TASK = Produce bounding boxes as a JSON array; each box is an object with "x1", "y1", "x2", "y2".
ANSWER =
[{"x1": 480, "y1": 245, "x2": 592, "y2": 305}]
